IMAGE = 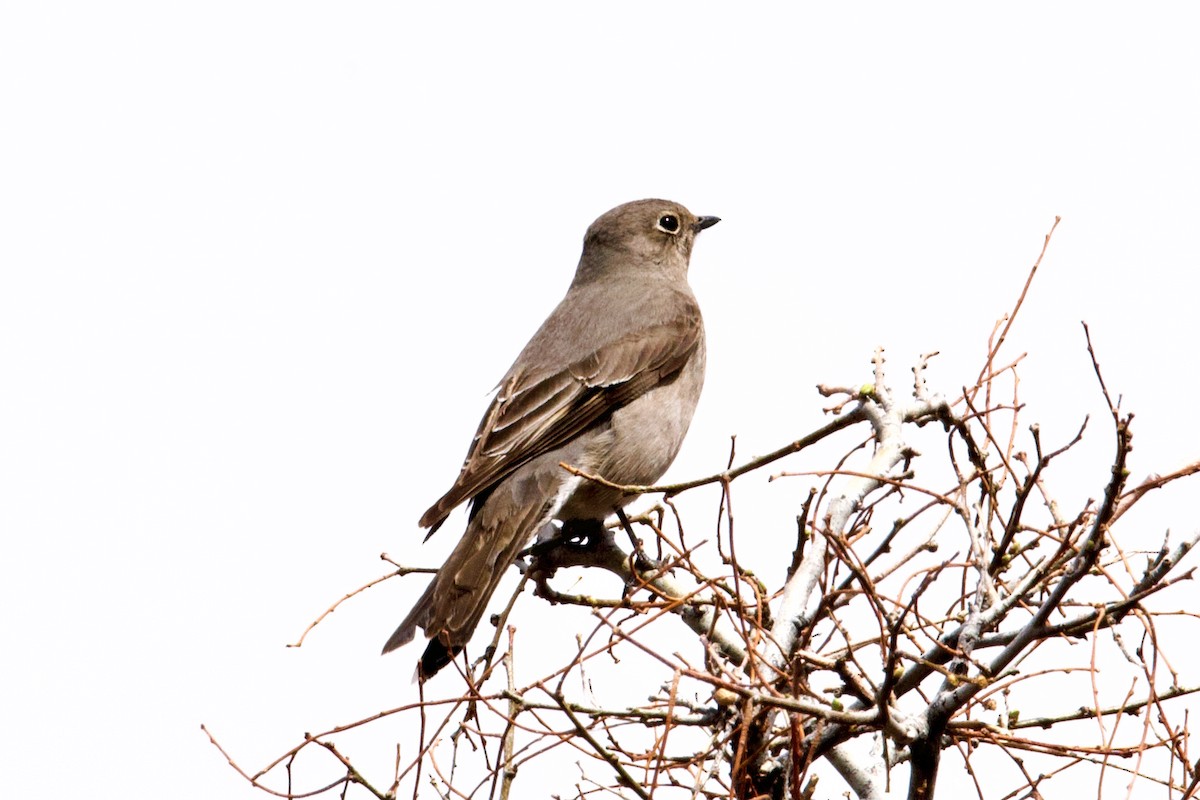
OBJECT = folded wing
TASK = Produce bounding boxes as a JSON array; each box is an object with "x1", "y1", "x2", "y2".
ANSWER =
[{"x1": 419, "y1": 306, "x2": 701, "y2": 532}]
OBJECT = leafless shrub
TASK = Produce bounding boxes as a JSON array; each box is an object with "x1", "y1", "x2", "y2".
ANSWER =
[{"x1": 206, "y1": 219, "x2": 1200, "y2": 799}]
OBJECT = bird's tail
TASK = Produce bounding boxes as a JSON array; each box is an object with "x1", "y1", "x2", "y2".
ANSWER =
[
  {"x1": 380, "y1": 581, "x2": 434, "y2": 655},
  {"x1": 382, "y1": 494, "x2": 552, "y2": 680}
]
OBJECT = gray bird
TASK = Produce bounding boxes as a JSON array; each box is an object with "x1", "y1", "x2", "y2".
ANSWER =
[{"x1": 383, "y1": 199, "x2": 719, "y2": 679}]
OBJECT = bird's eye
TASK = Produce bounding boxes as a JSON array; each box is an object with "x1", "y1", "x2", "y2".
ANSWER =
[{"x1": 657, "y1": 214, "x2": 680, "y2": 234}]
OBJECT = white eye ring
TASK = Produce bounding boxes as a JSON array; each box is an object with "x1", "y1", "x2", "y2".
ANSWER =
[{"x1": 656, "y1": 214, "x2": 681, "y2": 235}]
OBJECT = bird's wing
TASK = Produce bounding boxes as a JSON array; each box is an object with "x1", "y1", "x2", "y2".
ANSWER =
[{"x1": 419, "y1": 305, "x2": 701, "y2": 531}]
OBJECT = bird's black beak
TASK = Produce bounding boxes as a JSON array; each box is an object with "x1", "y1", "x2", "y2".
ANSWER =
[{"x1": 692, "y1": 216, "x2": 721, "y2": 232}]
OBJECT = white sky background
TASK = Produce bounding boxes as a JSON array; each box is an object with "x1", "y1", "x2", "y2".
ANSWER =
[{"x1": 3, "y1": 3, "x2": 1199, "y2": 798}]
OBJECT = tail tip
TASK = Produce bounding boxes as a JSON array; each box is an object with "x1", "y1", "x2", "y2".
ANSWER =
[{"x1": 381, "y1": 624, "x2": 416, "y2": 655}]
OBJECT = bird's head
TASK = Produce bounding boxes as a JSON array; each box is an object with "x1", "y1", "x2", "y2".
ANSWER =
[{"x1": 575, "y1": 198, "x2": 719, "y2": 284}]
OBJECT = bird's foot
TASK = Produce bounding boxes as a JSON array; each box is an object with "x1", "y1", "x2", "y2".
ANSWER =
[
  {"x1": 519, "y1": 519, "x2": 626, "y2": 585},
  {"x1": 522, "y1": 518, "x2": 612, "y2": 560}
]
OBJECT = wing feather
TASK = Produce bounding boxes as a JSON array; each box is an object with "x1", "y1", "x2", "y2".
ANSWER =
[{"x1": 419, "y1": 307, "x2": 701, "y2": 530}]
